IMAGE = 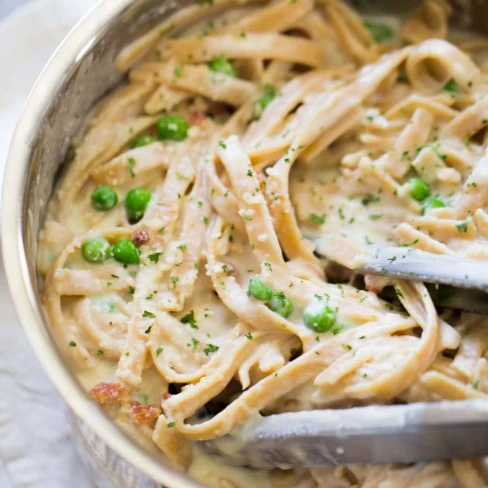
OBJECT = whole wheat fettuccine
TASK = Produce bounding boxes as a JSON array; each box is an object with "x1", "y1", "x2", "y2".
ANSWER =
[{"x1": 40, "y1": 1, "x2": 488, "y2": 486}]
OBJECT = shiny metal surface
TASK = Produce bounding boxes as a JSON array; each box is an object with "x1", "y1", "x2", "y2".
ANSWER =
[
  {"x1": 2, "y1": 0, "x2": 488, "y2": 486},
  {"x1": 205, "y1": 400, "x2": 488, "y2": 468},
  {"x1": 1, "y1": 0, "x2": 201, "y2": 486},
  {"x1": 313, "y1": 240, "x2": 488, "y2": 293}
]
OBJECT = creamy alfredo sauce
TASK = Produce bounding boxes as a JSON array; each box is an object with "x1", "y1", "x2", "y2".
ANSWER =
[{"x1": 40, "y1": 0, "x2": 488, "y2": 486}]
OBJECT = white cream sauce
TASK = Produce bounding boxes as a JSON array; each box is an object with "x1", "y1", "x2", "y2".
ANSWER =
[{"x1": 39, "y1": 3, "x2": 488, "y2": 488}]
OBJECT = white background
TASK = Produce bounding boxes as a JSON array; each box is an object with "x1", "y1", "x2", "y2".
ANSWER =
[{"x1": 0, "y1": 0, "x2": 98, "y2": 486}]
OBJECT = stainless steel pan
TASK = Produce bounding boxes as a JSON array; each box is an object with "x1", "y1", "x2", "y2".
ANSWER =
[{"x1": 2, "y1": 0, "x2": 488, "y2": 486}]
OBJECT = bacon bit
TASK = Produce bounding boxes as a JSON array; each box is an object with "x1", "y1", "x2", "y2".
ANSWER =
[
  {"x1": 90, "y1": 382, "x2": 129, "y2": 404},
  {"x1": 129, "y1": 401, "x2": 161, "y2": 425},
  {"x1": 132, "y1": 229, "x2": 150, "y2": 246},
  {"x1": 188, "y1": 109, "x2": 207, "y2": 126},
  {"x1": 161, "y1": 392, "x2": 172, "y2": 403}
]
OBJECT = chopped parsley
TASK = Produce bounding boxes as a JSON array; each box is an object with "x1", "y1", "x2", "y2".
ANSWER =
[
  {"x1": 309, "y1": 213, "x2": 325, "y2": 225},
  {"x1": 400, "y1": 239, "x2": 419, "y2": 247},
  {"x1": 394, "y1": 287, "x2": 405, "y2": 299},
  {"x1": 148, "y1": 252, "x2": 162, "y2": 263},
  {"x1": 331, "y1": 324, "x2": 344, "y2": 335},
  {"x1": 142, "y1": 310, "x2": 156, "y2": 318},
  {"x1": 181, "y1": 310, "x2": 198, "y2": 329},
  {"x1": 431, "y1": 142, "x2": 447, "y2": 161},
  {"x1": 361, "y1": 193, "x2": 380, "y2": 206},
  {"x1": 126, "y1": 157, "x2": 136, "y2": 177},
  {"x1": 174, "y1": 64, "x2": 184, "y2": 78},
  {"x1": 176, "y1": 172, "x2": 190, "y2": 181},
  {"x1": 456, "y1": 221, "x2": 468, "y2": 233},
  {"x1": 401, "y1": 150, "x2": 411, "y2": 162},
  {"x1": 443, "y1": 78, "x2": 461, "y2": 94},
  {"x1": 204, "y1": 343, "x2": 219, "y2": 356}
]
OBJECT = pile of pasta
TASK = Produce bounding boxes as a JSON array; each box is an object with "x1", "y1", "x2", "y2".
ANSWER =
[{"x1": 39, "y1": 0, "x2": 488, "y2": 486}]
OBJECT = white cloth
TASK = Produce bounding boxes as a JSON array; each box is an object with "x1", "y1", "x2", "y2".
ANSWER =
[{"x1": 0, "y1": 0, "x2": 98, "y2": 486}]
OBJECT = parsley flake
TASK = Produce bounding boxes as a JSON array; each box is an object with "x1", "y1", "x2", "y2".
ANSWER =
[
  {"x1": 126, "y1": 157, "x2": 136, "y2": 177},
  {"x1": 204, "y1": 343, "x2": 219, "y2": 356},
  {"x1": 456, "y1": 221, "x2": 468, "y2": 233},
  {"x1": 181, "y1": 310, "x2": 198, "y2": 329},
  {"x1": 309, "y1": 213, "x2": 326, "y2": 225},
  {"x1": 444, "y1": 78, "x2": 461, "y2": 94},
  {"x1": 148, "y1": 252, "x2": 162, "y2": 263}
]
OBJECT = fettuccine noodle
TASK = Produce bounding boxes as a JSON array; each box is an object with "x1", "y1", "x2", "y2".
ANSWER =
[{"x1": 39, "y1": 0, "x2": 488, "y2": 486}]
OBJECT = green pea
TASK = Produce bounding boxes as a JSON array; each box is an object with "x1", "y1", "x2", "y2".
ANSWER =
[
  {"x1": 268, "y1": 292, "x2": 293, "y2": 318},
  {"x1": 248, "y1": 275, "x2": 273, "y2": 301},
  {"x1": 422, "y1": 196, "x2": 445, "y2": 214},
  {"x1": 303, "y1": 300, "x2": 337, "y2": 333},
  {"x1": 125, "y1": 188, "x2": 152, "y2": 223},
  {"x1": 208, "y1": 57, "x2": 237, "y2": 77},
  {"x1": 113, "y1": 239, "x2": 140, "y2": 265},
  {"x1": 254, "y1": 85, "x2": 276, "y2": 118},
  {"x1": 130, "y1": 134, "x2": 157, "y2": 149},
  {"x1": 407, "y1": 177, "x2": 431, "y2": 202},
  {"x1": 82, "y1": 237, "x2": 112, "y2": 263},
  {"x1": 91, "y1": 186, "x2": 118, "y2": 211},
  {"x1": 156, "y1": 115, "x2": 188, "y2": 141}
]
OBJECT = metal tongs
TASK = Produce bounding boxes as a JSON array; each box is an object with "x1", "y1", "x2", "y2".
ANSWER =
[
  {"x1": 203, "y1": 401, "x2": 488, "y2": 468},
  {"x1": 202, "y1": 241, "x2": 488, "y2": 467},
  {"x1": 313, "y1": 236, "x2": 488, "y2": 314}
]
